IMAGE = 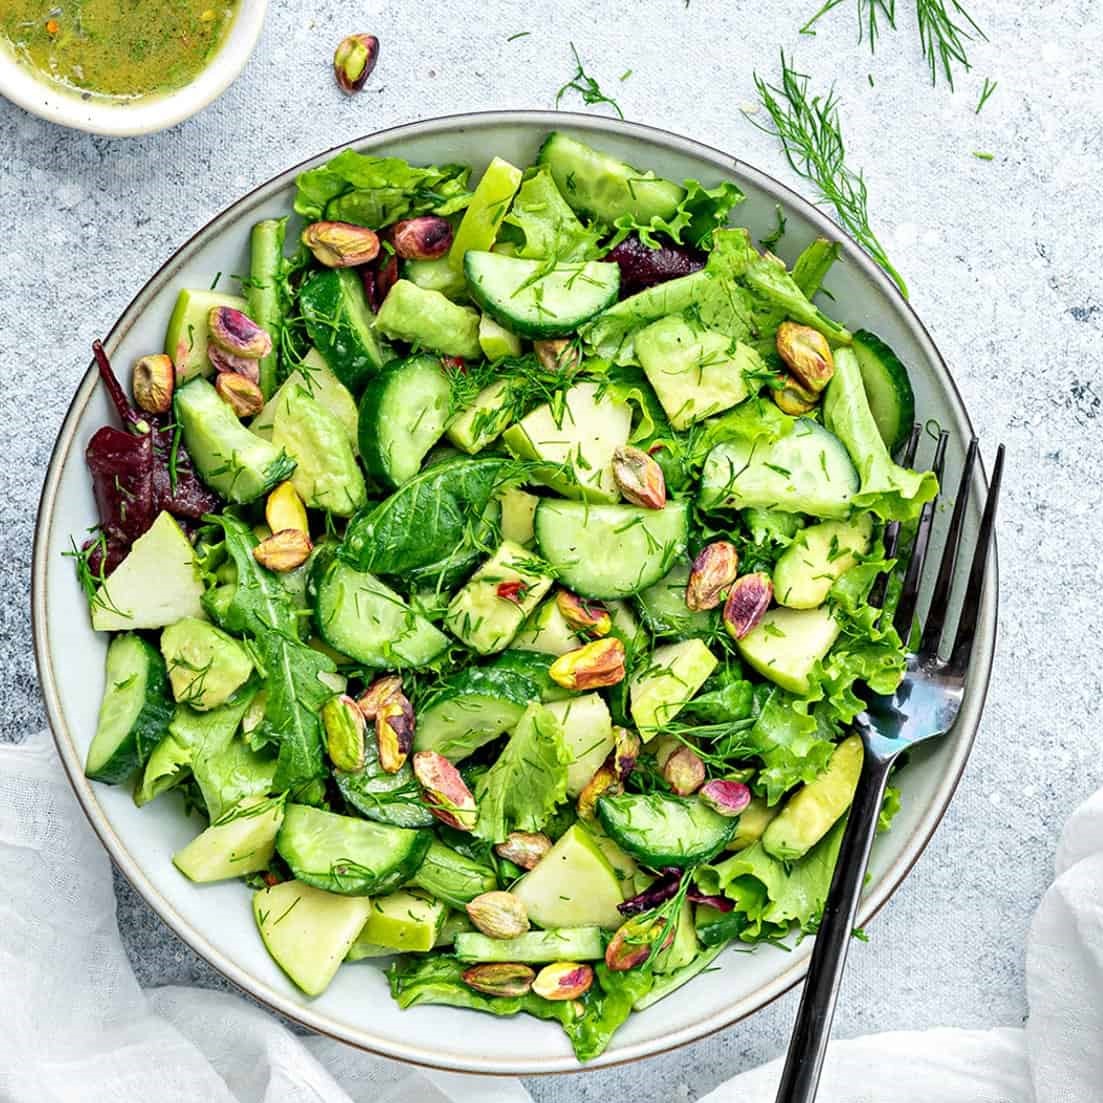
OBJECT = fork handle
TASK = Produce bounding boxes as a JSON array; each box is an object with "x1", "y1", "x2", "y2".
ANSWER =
[{"x1": 774, "y1": 750, "x2": 896, "y2": 1103}]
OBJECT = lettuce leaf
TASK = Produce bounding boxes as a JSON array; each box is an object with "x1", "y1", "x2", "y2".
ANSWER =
[
  {"x1": 294, "y1": 150, "x2": 471, "y2": 226},
  {"x1": 474, "y1": 703, "x2": 569, "y2": 843},
  {"x1": 824, "y1": 349, "x2": 939, "y2": 521},
  {"x1": 563, "y1": 964, "x2": 655, "y2": 1062},
  {"x1": 503, "y1": 167, "x2": 603, "y2": 262},
  {"x1": 743, "y1": 254, "x2": 852, "y2": 345},
  {"x1": 879, "y1": 784, "x2": 902, "y2": 833},
  {"x1": 745, "y1": 692, "x2": 837, "y2": 806},
  {"x1": 607, "y1": 178, "x2": 746, "y2": 250},
  {"x1": 696, "y1": 816, "x2": 847, "y2": 940}
]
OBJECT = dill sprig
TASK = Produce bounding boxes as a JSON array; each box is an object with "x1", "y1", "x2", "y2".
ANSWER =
[
  {"x1": 747, "y1": 53, "x2": 908, "y2": 298},
  {"x1": 801, "y1": 0, "x2": 897, "y2": 52},
  {"x1": 975, "y1": 76, "x2": 997, "y2": 114},
  {"x1": 555, "y1": 43, "x2": 624, "y2": 120},
  {"x1": 917, "y1": 0, "x2": 985, "y2": 88}
]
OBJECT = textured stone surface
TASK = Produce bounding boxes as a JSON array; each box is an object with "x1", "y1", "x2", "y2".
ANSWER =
[{"x1": 1, "y1": 0, "x2": 1100, "y2": 1097}]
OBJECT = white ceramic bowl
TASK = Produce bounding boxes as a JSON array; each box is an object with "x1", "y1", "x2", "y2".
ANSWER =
[
  {"x1": 0, "y1": 1, "x2": 267, "y2": 136},
  {"x1": 32, "y1": 112, "x2": 997, "y2": 1074}
]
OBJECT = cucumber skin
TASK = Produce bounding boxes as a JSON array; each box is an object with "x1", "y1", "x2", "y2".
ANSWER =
[
  {"x1": 851, "y1": 329, "x2": 916, "y2": 453},
  {"x1": 86, "y1": 635, "x2": 174, "y2": 785},
  {"x1": 453, "y1": 927, "x2": 606, "y2": 963},
  {"x1": 411, "y1": 839, "x2": 497, "y2": 907},
  {"x1": 597, "y1": 792, "x2": 736, "y2": 867},
  {"x1": 299, "y1": 269, "x2": 387, "y2": 393}
]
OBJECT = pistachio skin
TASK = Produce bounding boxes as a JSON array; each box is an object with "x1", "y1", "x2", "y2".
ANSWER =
[
  {"x1": 356, "y1": 674, "x2": 403, "y2": 721},
  {"x1": 301, "y1": 221, "x2": 381, "y2": 269},
  {"x1": 555, "y1": 590, "x2": 612, "y2": 637},
  {"x1": 605, "y1": 916, "x2": 673, "y2": 971},
  {"x1": 132, "y1": 354, "x2": 174, "y2": 415},
  {"x1": 685, "y1": 541, "x2": 740, "y2": 612},
  {"x1": 577, "y1": 761, "x2": 621, "y2": 822},
  {"x1": 207, "y1": 343, "x2": 261, "y2": 383},
  {"x1": 413, "y1": 750, "x2": 478, "y2": 831},
  {"x1": 376, "y1": 693, "x2": 415, "y2": 774},
  {"x1": 333, "y1": 33, "x2": 380, "y2": 94},
  {"x1": 723, "y1": 572, "x2": 774, "y2": 640},
  {"x1": 662, "y1": 745, "x2": 706, "y2": 796},
  {"x1": 612, "y1": 727, "x2": 641, "y2": 784},
  {"x1": 207, "y1": 306, "x2": 272, "y2": 360},
  {"x1": 612, "y1": 445, "x2": 667, "y2": 509},
  {"x1": 462, "y1": 962, "x2": 535, "y2": 997},
  {"x1": 392, "y1": 215, "x2": 453, "y2": 260},
  {"x1": 253, "y1": 529, "x2": 313, "y2": 572},
  {"x1": 548, "y1": 637, "x2": 626, "y2": 691},
  {"x1": 776, "y1": 322, "x2": 835, "y2": 393},
  {"x1": 699, "y1": 778, "x2": 752, "y2": 817},
  {"x1": 215, "y1": 372, "x2": 265, "y2": 417},
  {"x1": 494, "y1": 831, "x2": 553, "y2": 870}
]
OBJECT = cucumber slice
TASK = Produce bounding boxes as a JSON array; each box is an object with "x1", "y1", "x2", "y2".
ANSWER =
[
  {"x1": 299, "y1": 268, "x2": 389, "y2": 393},
  {"x1": 355, "y1": 890, "x2": 447, "y2": 954},
  {"x1": 464, "y1": 251, "x2": 620, "y2": 339},
  {"x1": 534, "y1": 500, "x2": 689, "y2": 600},
  {"x1": 537, "y1": 132, "x2": 685, "y2": 225},
  {"x1": 597, "y1": 792, "x2": 736, "y2": 867},
  {"x1": 253, "y1": 879, "x2": 373, "y2": 996},
  {"x1": 358, "y1": 354, "x2": 453, "y2": 487},
  {"x1": 449, "y1": 156, "x2": 524, "y2": 269},
  {"x1": 312, "y1": 555, "x2": 449, "y2": 669},
  {"x1": 335, "y1": 731, "x2": 435, "y2": 829},
  {"x1": 173, "y1": 794, "x2": 285, "y2": 882},
  {"x1": 636, "y1": 562, "x2": 715, "y2": 640},
  {"x1": 629, "y1": 639, "x2": 718, "y2": 737},
  {"x1": 163, "y1": 287, "x2": 248, "y2": 383},
  {"x1": 275, "y1": 803, "x2": 432, "y2": 896},
  {"x1": 410, "y1": 839, "x2": 498, "y2": 907},
  {"x1": 698, "y1": 418, "x2": 859, "y2": 519},
  {"x1": 86, "y1": 634, "x2": 173, "y2": 783},
  {"x1": 454, "y1": 927, "x2": 606, "y2": 963},
  {"x1": 736, "y1": 606, "x2": 841, "y2": 695},
  {"x1": 851, "y1": 330, "x2": 916, "y2": 453},
  {"x1": 773, "y1": 514, "x2": 874, "y2": 610},
  {"x1": 375, "y1": 280, "x2": 482, "y2": 358}
]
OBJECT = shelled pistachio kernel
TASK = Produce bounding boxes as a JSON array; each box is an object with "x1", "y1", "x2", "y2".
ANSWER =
[
  {"x1": 772, "y1": 379, "x2": 818, "y2": 416},
  {"x1": 722, "y1": 572, "x2": 774, "y2": 640},
  {"x1": 685, "y1": 540, "x2": 740, "y2": 612},
  {"x1": 413, "y1": 750, "x2": 478, "y2": 831},
  {"x1": 392, "y1": 215, "x2": 453, "y2": 260},
  {"x1": 532, "y1": 962, "x2": 594, "y2": 1000},
  {"x1": 699, "y1": 778, "x2": 752, "y2": 817},
  {"x1": 215, "y1": 371, "x2": 264, "y2": 417},
  {"x1": 253, "y1": 529, "x2": 312, "y2": 572},
  {"x1": 208, "y1": 343, "x2": 261, "y2": 383},
  {"x1": 322, "y1": 694, "x2": 367, "y2": 772},
  {"x1": 548, "y1": 637, "x2": 626, "y2": 691},
  {"x1": 662, "y1": 745, "x2": 706, "y2": 795},
  {"x1": 207, "y1": 306, "x2": 271, "y2": 359},
  {"x1": 265, "y1": 482, "x2": 308, "y2": 538},
  {"x1": 534, "y1": 338, "x2": 581, "y2": 373},
  {"x1": 376, "y1": 692, "x2": 415, "y2": 773},
  {"x1": 605, "y1": 915, "x2": 673, "y2": 971},
  {"x1": 494, "y1": 831, "x2": 552, "y2": 870},
  {"x1": 356, "y1": 674, "x2": 402, "y2": 721},
  {"x1": 577, "y1": 761, "x2": 621, "y2": 822},
  {"x1": 556, "y1": 589, "x2": 612, "y2": 637},
  {"x1": 612, "y1": 444, "x2": 667, "y2": 509},
  {"x1": 612, "y1": 727, "x2": 641, "y2": 783},
  {"x1": 776, "y1": 322, "x2": 835, "y2": 393},
  {"x1": 462, "y1": 962, "x2": 535, "y2": 997},
  {"x1": 333, "y1": 33, "x2": 379, "y2": 94},
  {"x1": 466, "y1": 891, "x2": 529, "y2": 940},
  {"x1": 132, "y1": 354, "x2": 174, "y2": 414},
  {"x1": 301, "y1": 221, "x2": 381, "y2": 268}
]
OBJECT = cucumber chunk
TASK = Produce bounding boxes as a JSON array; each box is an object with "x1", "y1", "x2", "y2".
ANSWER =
[
  {"x1": 312, "y1": 555, "x2": 449, "y2": 669},
  {"x1": 449, "y1": 156, "x2": 524, "y2": 269},
  {"x1": 86, "y1": 633, "x2": 173, "y2": 783},
  {"x1": 513, "y1": 596, "x2": 581, "y2": 656},
  {"x1": 736, "y1": 606, "x2": 840, "y2": 695},
  {"x1": 773, "y1": 514, "x2": 874, "y2": 610},
  {"x1": 163, "y1": 287, "x2": 248, "y2": 383},
  {"x1": 175, "y1": 378, "x2": 296, "y2": 504},
  {"x1": 276, "y1": 803, "x2": 432, "y2": 896},
  {"x1": 597, "y1": 792, "x2": 736, "y2": 867},
  {"x1": 534, "y1": 500, "x2": 689, "y2": 600},
  {"x1": 851, "y1": 329, "x2": 916, "y2": 452},
  {"x1": 254, "y1": 879, "x2": 373, "y2": 996},
  {"x1": 513, "y1": 823, "x2": 624, "y2": 930},
  {"x1": 698, "y1": 418, "x2": 858, "y2": 519},
  {"x1": 498, "y1": 485, "x2": 540, "y2": 545},
  {"x1": 630, "y1": 639, "x2": 718, "y2": 737},
  {"x1": 454, "y1": 927, "x2": 606, "y2": 963},
  {"x1": 446, "y1": 378, "x2": 514, "y2": 454},
  {"x1": 358, "y1": 354, "x2": 453, "y2": 487},
  {"x1": 537, "y1": 132, "x2": 685, "y2": 226},
  {"x1": 444, "y1": 540, "x2": 555, "y2": 654},
  {"x1": 502, "y1": 381, "x2": 631, "y2": 503},
  {"x1": 762, "y1": 735, "x2": 863, "y2": 861},
  {"x1": 299, "y1": 268, "x2": 389, "y2": 393},
  {"x1": 354, "y1": 889, "x2": 447, "y2": 954},
  {"x1": 544, "y1": 694, "x2": 615, "y2": 798},
  {"x1": 173, "y1": 794, "x2": 285, "y2": 882},
  {"x1": 405, "y1": 256, "x2": 469, "y2": 300},
  {"x1": 90, "y1": 511, "x2": 205, "y2": 632},
  {"x1": 636, "y1": 562, "x2": 715, "y2": 640},
  {"x1": 375, "y1": 280, "x2": 482, "y2": 358},
  {"x1": 464, "y1": 251, "x2": 620, "y2": 339},
  {"x1": 478, "y1": 314, "x2": 523, "y2": 360},
  {"x1": 335, "y1": 730, "x2": 435, "y2": 829},
  {"x1": 410, "y1": 839, "x2": 498, "y2": 907}
]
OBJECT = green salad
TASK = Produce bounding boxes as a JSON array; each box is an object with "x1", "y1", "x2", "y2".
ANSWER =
[{"x1": 74, "y1": 131, "x2": 937, "y2": 1061}]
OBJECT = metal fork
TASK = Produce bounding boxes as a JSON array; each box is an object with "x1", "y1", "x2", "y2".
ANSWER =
[{"x1": 775, "y1": 429, "x2": 1006, "y2": 1103}]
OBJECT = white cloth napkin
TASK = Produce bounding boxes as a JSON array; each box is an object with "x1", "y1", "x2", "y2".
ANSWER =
[{"x1": 2, "y1": 731, "x2": 1100, "y2": 1103}]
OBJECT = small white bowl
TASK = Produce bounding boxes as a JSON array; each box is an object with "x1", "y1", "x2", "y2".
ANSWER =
[{"x1": 0, "y1": 1, "x2": 267, "y2": 137}]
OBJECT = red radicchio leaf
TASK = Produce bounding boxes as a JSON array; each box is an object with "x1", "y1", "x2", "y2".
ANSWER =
[
  {"x1": 617, "y1": 868, "x2": 683, "y2": 916},
  {"x1": 686, "y1": 890, "x2": 733, "y2": 912}
]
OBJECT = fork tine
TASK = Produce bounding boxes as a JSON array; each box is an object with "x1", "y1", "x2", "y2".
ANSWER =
[
  {"x1": 918, "y1": 438, "x2": 979, "y2": 654},
  {"x1": 869, "y1": 424, "x2": 922, "y2": 610},
  {"x1": 893, "y1": 430, "x2": 949, "y2": 642},
  {"x1": 948, "y1": 444, "x2": 1005, "y2": 673}
]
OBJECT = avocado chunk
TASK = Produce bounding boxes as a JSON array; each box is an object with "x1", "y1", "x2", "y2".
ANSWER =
[
  {"x1": 271, "y1": 385, "x2": 367, "y2": 516},
  {"x1": 773, "y1": 513, "x2": 875, "y2": 609},
  {"x1": 630, "y1": 639, "x2": 719, "y2": 738},
  {"x1": 375, "y1": 279, "x2": 482, "y2": 358},
  {"x1": 175, "y1": 378, "x2": 296, "y2": 504},
  {"x1": 253, "y1": 879, "x2": 374, "y2": 996},
  {"x1": 446, "y1": 378, "x2": 514, "y2": 454},
  {"x1": 353, "y1": 890, "x2": 447, "y2": 954},
  {"x1": 513, "y1": 596, "x2": 583, "y2": 656},
  {"x1": 449, "y1": 155, "x2": 524, "y2": 269},
  {"x1": 173, "y1": 795, "x2": 285, "y2": 883},
  {"x1": 502, "y1": 381, "x2": 631, "y2": 503},
  {"x1": 728, "y1": 794, "x2": 779, "y2": 851},
  {"x1": 453, "y1": 926, "x2": 606, "y2": 963},
  {"x1": 90, "y1": 511, "x2": 205, "y2": 632},
  {"x1": 405, "y1": 256, "x2": 469, "y2": 299},
  {"x1": 498, "y1": 485, "x2": 540, "y2": 545},
  {"x1": 544, "y1": 694, "x2": 615, "y2": 797},
  {"x1": 736, "y1": 606, "x2": 840, "y2": 696},
  {"x1": 634, "y1": 315, "x2": 756, "y2": 430},
  {"x1": 251, "y1": 348, "x2": 359, "y2": 454},
  {"x1": 163, "y1": 287, "x2": 248, "y2": 383},
  {"x1": 160, "y1": 617, "x2": 253, "y2": 711},
  {"x1": 513, "y1": 823, "x2": 625, "y2": 930},
  {"x1": 444, "y1": 539, "x2": 555, "y2": 654},
  {"x1": 478, "y1": 314, "x2": 523, "y2": 360}
]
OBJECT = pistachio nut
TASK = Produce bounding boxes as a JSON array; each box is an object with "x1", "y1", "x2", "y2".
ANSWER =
[
  {"x1": 555, "y1": 589, "x2": 612, "y2": 638},
  {"x1": 301, "y1": 220, "x2": 381, "y2": 269},
  {"x1": 265, "y1": 482, "x2": 309, "y2": 538},
  {"x1": 333, "y1": 33, "x2": 380, "y2": 94},
  {"x1": 662, "y1": 744, "x2": 706, "y2": 795},
  {"x1": 772, "y1": 378, "x2": 818, "y2": 416},
  {"x1": 776, "y1": 321, "x2": 835, "y2": 393},
  {"x1": 604, "y1": 915, "x2": 673, "y2": 971},
  {"x1": 207, "y1": 306, "x2": 272, "y2": 360},
  {"x1": 612, "y1": 726, "x2": 641, "y2": 784},
  {"x1": 461, "y1": 962, "x2": 535, "y2": 998},
  {"x1": 412, "y1": 749, "x2": 478, "y2": 831},
  {"x1": 494, "y1": 831, "x2": 553, "y2": 871},
  {"x1": 215, "y1": 371, "x2": 265, "y2": 417},
  {"x1": 207, "y1": 343, "x2": 261, "y2": 383},
  {"x1": 532, "y1": 961, "x2": 594, "y2": 1000},
  {"x1": 699, "y1": 778, "x2": 752, "y2": 817},
  {"x1": 253, "y1": 529, "x2": 313, "y2": 572},
  {"x1": 548, "y1": 637, "x2": 626, "y2": 691},
  {"x1": 466, "y1": 891, "x2": 530, "y2": 940},
  {"x1": 685, "y1": 540, "x2": 740, "y2": 612},
  {"x1": 722, "y1": 572, "x2": 774, "y2": 640},
  {"x1": 376, "y1": 692, "x2": 415, "y2": 774},
  {"x1": 392, "y1": 215, "x2": 453, "y2": 260},
  {"x1": 577, "y1": 761, "x2": 621, "y2": 822},
  {"x1": 533, "y1": 339, "x2": 581, "y2": 374},
  {"x1": 612, "y1": 444, "x2": 667, "y2": 510},
  {"x1": 356, "y1": 674, "x2": 403, "y2": 721},
  {"x1": 132, "y1": 354, "x2": 174, "y2": 415},
  {"x1": 322, "y1": 694, "x2": 367, "y2": 772}
]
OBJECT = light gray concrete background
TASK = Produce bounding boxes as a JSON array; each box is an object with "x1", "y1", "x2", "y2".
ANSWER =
[{"x1": 2, "y1": 0, "x2": 1101, "y2": 1097}]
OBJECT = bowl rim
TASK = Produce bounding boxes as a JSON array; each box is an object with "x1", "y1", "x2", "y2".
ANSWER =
[
  {"x1": 31, "y1": 109, "x2": 998, "y2": 1075},
  {"x1": 0, "y1": 1, "x2": 267, "y2": 137}
]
